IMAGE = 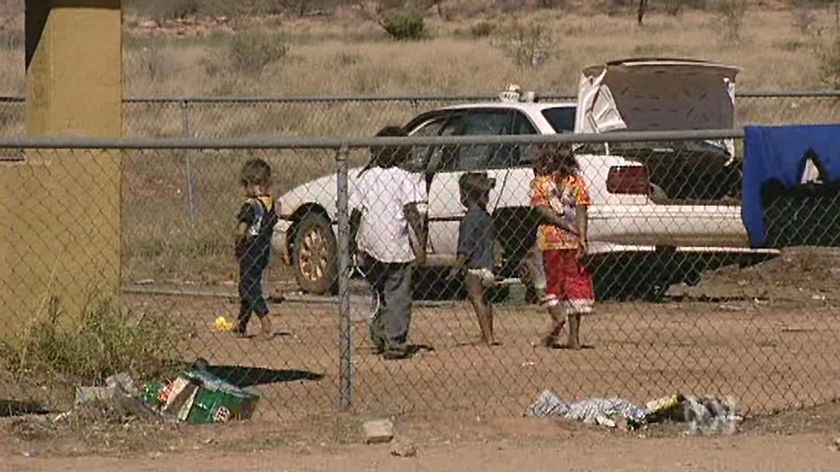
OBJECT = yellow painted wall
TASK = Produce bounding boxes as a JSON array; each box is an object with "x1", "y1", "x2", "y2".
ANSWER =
[{"x1": 0, "y1": 1, "x2": 122, "y2": 331}]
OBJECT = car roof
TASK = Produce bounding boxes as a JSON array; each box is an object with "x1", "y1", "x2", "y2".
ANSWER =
[{"x1": 433, "y1": 101, "x2": 576, "y2": 112}]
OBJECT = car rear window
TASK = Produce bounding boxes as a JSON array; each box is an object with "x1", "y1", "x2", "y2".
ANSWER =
[{"x1": 541, "y1": 107, "x2": 576, "y2": 133}]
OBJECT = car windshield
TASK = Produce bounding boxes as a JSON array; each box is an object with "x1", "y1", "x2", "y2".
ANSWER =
[{"x1": 541, "y1": 106, "x2": 576, "y2": 133}]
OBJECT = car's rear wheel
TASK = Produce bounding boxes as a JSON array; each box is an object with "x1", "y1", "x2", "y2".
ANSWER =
[{"x1": 292, "y1": 213, "x2": 337, "y2": 295}]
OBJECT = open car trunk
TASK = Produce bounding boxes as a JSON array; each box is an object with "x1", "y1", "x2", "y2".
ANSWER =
[{"x1": 576, "y1": 58, "x2": 742, "y2": 203}]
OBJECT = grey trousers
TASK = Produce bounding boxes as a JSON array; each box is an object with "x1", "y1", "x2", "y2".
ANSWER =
[{"x1": 364, "y1": 257, "x2": 413, "y2": 354}]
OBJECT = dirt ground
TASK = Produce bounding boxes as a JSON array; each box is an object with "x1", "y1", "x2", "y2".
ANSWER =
[
  {"x1": 4, "y1": 401, "x2": 840, "y2": 472},
  {"x1": 116, "y1": 247, "x2": 840, "y2": 423},
  {"x1": 4, "y1": 247, "x2": 840, "y2": 470}
]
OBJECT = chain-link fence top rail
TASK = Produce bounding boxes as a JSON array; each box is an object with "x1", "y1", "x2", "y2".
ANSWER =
[
  {"x1": 1, "y1": 91, "x2": 840, "y2": 138},
  {"x1": 2, "y1": 131, "x2": 840, "y2": 425}
]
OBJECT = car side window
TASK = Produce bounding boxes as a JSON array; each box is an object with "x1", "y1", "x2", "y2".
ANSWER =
[
  {"x1": 450, "y1": 109, "x2": 513, "y2": 171},
  {"x1": 402, "y1": 114, "x2": 448, "y2": 172},
  {"x1": 513, "y1": 111, "x2": 538, "y2": 135},
  {"x1": 495, "y1": 111, "x2": 539, "y2": 168}
]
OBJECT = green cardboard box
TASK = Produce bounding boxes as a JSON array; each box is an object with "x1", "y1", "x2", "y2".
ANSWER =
[{"x1": 180, "y1": 370, "x2": 260, "y2": 424}]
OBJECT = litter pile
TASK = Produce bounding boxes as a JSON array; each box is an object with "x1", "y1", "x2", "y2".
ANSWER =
[
  {"x1": 65, "y1": 360, "x2": 259, "y2": 426},
  {"x1": 140, "y1": 367, "x2": 259, "y2": 424},
  {"x1": 527, "y1": 390, "x2": 741, "y2": 434}
]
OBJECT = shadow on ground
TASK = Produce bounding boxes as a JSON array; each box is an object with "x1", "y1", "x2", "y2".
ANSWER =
[
  {"x1": 204, "y1": 365, "x2": 324, "y2": 388},
  {"x1": 0, "y1": 400, "x2": 49, "y2": 417}
]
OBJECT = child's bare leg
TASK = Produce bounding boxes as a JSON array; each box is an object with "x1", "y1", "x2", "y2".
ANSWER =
[
  {"x1": 567, "y1": 312, "x2": 581, "y2": 350},
  {"x1": 236, "y1": 300, "x2": 251, "y2": 337},
  {"x1": 258, "y1": 314, "x2": 273, "y2": 340},
  {"x1": 543, "y1": 301, "x2": 565, "y2": 347},
  {"x1": 465, "y1": 274, "x2": 494, "y2": 345}
]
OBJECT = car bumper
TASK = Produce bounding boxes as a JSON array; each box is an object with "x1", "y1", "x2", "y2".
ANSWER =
[{"x1": 272, "y1": 219, "x2": 294, "y2": 266}]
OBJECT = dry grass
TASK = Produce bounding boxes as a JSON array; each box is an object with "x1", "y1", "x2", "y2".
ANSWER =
[
  {"x1": 1, "y1": 9, "x2": 838, "y2": 97},
  {"x1": 3, "y1": 6, "x2": 840, "y2": 286},
  {"x1": 1, "y1": 8, "x2": 838, "y2": 138}
]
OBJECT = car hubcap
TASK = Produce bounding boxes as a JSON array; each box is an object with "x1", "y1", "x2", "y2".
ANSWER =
[{"x1": 299, "y1": 227, "x2": 328, "y2": 282}]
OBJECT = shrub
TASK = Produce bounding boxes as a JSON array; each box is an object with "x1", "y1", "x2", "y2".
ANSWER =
[
  {"x1": 717, "y1": 0, "x2": 748, "y2": 43},
  {"x1": 470, "y1": 20, "x2": 496, "y2": 39},
  {"x1": 791, "y1": 1, "x2": 817, "y2": 35},
  {"x1": 381, "y1": 9, "x2": 426, "y2": 41},
  {"x1": 128, "y1": 0, "x2": 201, "y2": 22},
  {"x1": 817, "y1": 34, "x2": 840, "y2": 88},
  {"x1": 0, "y1": 296, "x2": 183, "y2": 387},
  {"x1": 229, "y1": 31, "x2": 289, "y2": 74},
  {"x1": 492, "y1": 20, "x2": 555, "y2": 69},
  {"x1": 136, "y1": 47, "x2": 177, "y2": 83},
  {"x1": 661, "y1": 0, "x2": 685, "y2": 16}
]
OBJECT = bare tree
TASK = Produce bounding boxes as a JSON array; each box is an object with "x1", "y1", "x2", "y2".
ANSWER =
[{"x1": 637, "y1": 0, "x2": 648, "y2": 25}]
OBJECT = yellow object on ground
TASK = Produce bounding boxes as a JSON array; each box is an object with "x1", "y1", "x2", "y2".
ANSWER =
[{"x1": 213, "y1": 316, "x2": 235, "y2": 332}]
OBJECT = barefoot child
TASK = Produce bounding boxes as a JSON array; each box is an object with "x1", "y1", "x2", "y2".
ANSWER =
[
  {"x1": 449, "y1": 172, "x2": 497, "y2": 345},
  {"x1": 234, "y1": 158, "x2": 280, "y2": 339},
  {"x1": 530, "y1": 143, "x2": 594, "y2": 349}
]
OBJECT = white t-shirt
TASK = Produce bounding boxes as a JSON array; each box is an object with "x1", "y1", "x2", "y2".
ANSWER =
[{"x1": 350, "y1": 166, "x2": 427, "y2": 263}]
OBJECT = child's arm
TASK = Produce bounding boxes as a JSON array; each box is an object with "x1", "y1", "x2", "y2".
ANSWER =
[
  {"x1": 575, "y1": 204, "x2": 588, "y2": 255},
  {"x1": 448, "y1": 253, "x2": 469, "y2": 280},
  {"x1": 235, "y1": 200, "x2": 255, "y2": 257},
  {"x1": 573, "y1": 176, "x2": 592, "y2": 256},
  {"x1": 234, "y1": 222, "x2": 248, "y2": 256},
  {"x1": 349, "y1": 208, "x2": 362, "y2": 254},
  {"x1": 449, "y1": 219, "x2": 473, "y2": 280},
  {"x1": 531, "y1": 177, "x2": 578, "y2": 234},
  {"x1": 404, "y1": 203, "x2": 427, "y2": 264},
  {"x1": 535, "y1": 206, "x2": 579, "y2": 234}
]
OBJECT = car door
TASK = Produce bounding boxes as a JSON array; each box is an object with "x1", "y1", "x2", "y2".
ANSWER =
[{"x1": 425, "y1": 108, "x2": 515, "y2": 263}]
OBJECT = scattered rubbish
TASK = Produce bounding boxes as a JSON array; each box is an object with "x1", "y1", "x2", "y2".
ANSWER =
[
  {"x1": 140, "y1": 364, "x2": 259, "y2": 424},
  {"x1": 527, "y1": 390, "x2": 646, "y2": 429},
  {"x1": 363, "y1": 419, "x2": 394, "y2": 444},
  {"x1": 812, "y1": 294, "x2": 827, "y2": 301},
  {"x1": 74, "y1": 373, "x2": 140, "y2": 406},
  {"x1": 719, "y1": 304, "x2": 745, "y2": 312},
  {"x1": 212, "y1": 316, "x2": 235, "y2": 332},
  {"x1": 65, "y1": 362, "x2": 259, "y2": 427},
  {"x1": 62, "y1": 373, "x2": 164, "y2": 424},
  {"x1": 684, "y1": 395, "x2": 741, "y2": 435},
  {"x1": 74, "y1": 386, "x2": 117, "y2": 405},
  {"x1": 527, "y1": 390, "x2": 741, "y2": 434},
  {"x1": 390, "y1": 438, "x2": 417, "y2": 457},
  {"x1": 781, "y1": 326, "x2": 815, "y2": 333},
  {"x1": 644, "y1": 394, "x2": 741, "y2": 434}
]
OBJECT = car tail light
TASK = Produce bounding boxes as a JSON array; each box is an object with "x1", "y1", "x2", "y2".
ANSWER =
[{"x1": 607, "y1": 166, "x2": 649, "y2": 194}]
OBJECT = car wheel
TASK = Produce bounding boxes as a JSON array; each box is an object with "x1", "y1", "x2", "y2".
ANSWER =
[{"x1": 292, "y1": 212, "x2": 337, "y2": 295}]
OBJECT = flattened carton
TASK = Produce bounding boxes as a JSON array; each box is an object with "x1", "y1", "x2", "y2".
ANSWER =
[{"x1": 180, "y1": 370, "x2": 260, "y2": 425}]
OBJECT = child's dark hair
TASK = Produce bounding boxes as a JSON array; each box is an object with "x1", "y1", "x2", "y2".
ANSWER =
[
  {"x1": 362, "y1": 125, "x2": 410, "y2": 173},
  {"x1": 240, "y1": 158, "x2": 272, "y2": 187},
  {"x1": 458, "y1": 172, "x2": 494, "y2": 206},
  {"x1": 535, "y1": 143, "x2": 579, "y2": 177}
]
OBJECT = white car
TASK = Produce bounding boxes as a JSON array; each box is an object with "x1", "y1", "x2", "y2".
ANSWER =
[{"x1": 272, "y1": 58, "x2": 779, "y2": 299}]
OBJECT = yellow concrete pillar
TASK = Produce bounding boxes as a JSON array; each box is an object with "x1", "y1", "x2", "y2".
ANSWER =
[{"x1": 0, "y1": 1, "x2": 122, "y2": 331}]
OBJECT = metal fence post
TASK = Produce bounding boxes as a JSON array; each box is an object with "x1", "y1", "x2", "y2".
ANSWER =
[
  {"x1": 336, "y1": 144, "x2": 353, "y2": 409},
  {"x1": 181, "y1": 99, "x2": 198, "y2": 226}
]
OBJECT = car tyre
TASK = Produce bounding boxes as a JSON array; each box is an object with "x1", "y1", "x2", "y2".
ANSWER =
[{"x1": 292, "y1": 212, "x2": 337, "y2": 295}]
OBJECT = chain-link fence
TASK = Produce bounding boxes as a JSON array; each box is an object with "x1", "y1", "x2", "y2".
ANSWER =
[
  {"x1": 1, "y1": 92, "x2": 839, "y2": 140},
  {"x1": 2, "y1": 131, "x2": 840, "y2": 425}
]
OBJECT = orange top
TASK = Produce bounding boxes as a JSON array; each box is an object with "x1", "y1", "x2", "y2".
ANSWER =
[{"x1": 530, "y1": 174, "x2": 592, "y2": 251}]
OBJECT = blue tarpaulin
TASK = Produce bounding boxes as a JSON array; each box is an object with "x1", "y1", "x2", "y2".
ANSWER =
[{"x1": 742, "y1": 124, "x2": 840, "y2": 247}]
